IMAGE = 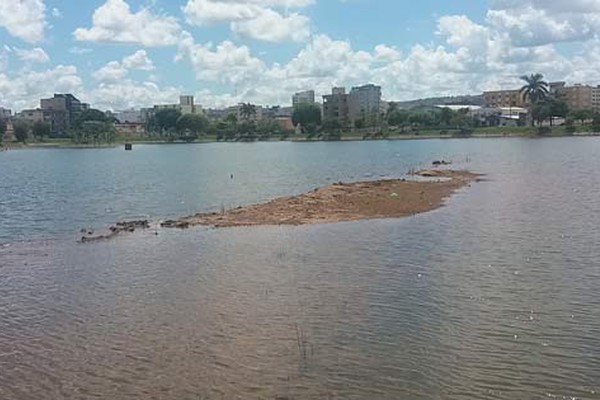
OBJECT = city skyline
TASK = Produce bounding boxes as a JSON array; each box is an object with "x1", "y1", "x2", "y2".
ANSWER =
[{"x1": 2, "y1": 1, "x2": 600, "y2": 111}]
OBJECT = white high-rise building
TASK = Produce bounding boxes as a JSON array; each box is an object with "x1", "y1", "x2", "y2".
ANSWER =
[
  {"x1": 292, "y1": 90, "x2": 315, "y2": 107},
  {"x1": 348, "y1": 84, "x2": 382, "y2": 126}
]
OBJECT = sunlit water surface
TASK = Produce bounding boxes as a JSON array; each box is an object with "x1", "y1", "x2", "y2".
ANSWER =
[{"x1": 1, "y1": 139, "x2": 599, "y2": 399}]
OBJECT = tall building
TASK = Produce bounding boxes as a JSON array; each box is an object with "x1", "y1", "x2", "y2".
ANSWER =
[
  {"x1": 556, "y1": 84, "x2": 593, "y2": 111},
  {"x1": 322, "y1": 87, "x2": 350, "y2": 128},
  {"x1": 592, "y1": 87, "x2": 600, "y2": 112},
  {"x1": 151, "y1": 95, "x2": 202, "y2": 116},
  {"x1": 483, "y1": 89, "x2": 526, "y2": 108},
  {"x1": 16, "y1": 109, "x2": 46, "y2": 123},
  {"x1": 348, "y1": 84, "x2": 382, "y2": 127},
  {"x1": 179, "y1": 95, "x2": 198, "y2": 115},
  {"x1": 40, "y1": 93, "x2": 88, "y2": 135},
  {"x1": 292, "y1": 90, "x2": 315, "y2": 108},
  {"x1": 0, "y1": 107, "x2": 11, "y2": 120}
]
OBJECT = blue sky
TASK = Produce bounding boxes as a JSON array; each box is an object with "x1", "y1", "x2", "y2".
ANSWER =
[{"x1": 1, "y1": 0, "x2": 599, "y2": 111}]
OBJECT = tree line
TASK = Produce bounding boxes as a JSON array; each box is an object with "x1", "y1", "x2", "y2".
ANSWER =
[{"x1": 3, "y1": 109, "x2": 117, "y2": 144}]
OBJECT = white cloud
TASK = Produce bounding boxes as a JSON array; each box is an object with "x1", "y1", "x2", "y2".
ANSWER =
[
  {"x1": 488, "y1": 0, "x2": 600, "y2": 47},
  {"x1": 177, "y1": 34, "x2": 266, "y2": 84},
  {"x1": 122, "y1": 50, "x2": 155, "y2": 70},
  {"x1": 15, "y1": 47, "x2": 50, "y2": 64},
  {"x1": 69, "y1": 47, "x2": 93, "y2": 55},
  {"x1": 52, "y1": 8, "x2": 63, "y2": 18},
  {"x1": 95, "y1": 61, "x2": 128, "y2": 82},
  {"x1": 5, "y1": 0, "x2": 600, "y2": 111},
  {"x1": 183, "y1": 0, "x2": 312, "y2": 42},
  {"x1": 0, "y1": 65, "x2": 83, "y2": 111},
  {"x1": 231, "y1": 9, "x2": 310, "y2": 42},
  {"x1": 0, "y1": 0, "x2": 46, "y2": 43},
  {"x1": 94, "y1": 50, "x2": 155, "y2": 82},
  {"x1": 183, "y1": 0, "x2": 313, "y2": 24},
  {"x1": 74, "y1": 0, "x2": 182, "y2": 47},
  {"x1": 86, "y1": 80, "x2": 182, "y2": 110}
]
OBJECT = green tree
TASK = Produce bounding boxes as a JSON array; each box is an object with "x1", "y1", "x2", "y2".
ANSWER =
[
  {"x1": 240, "y1": 103, "x2": 257, "y2": 121},
  {"x1": 387, "y1": 110, "x2": 409, "y2": 127},
  {"x1": 548, "y1": 98, "x2": 569, "y2": 126},
  {"x1": 148, "y1": 109, "x2": 182, "y2": 138},
  {"x1": 238, "y1": 120, "x2": 257, "y2": 141},
  {"x1": 570, "y1": 109, "x2": 593, "y2": 125},
  {"x1": 70, "y1": 108, "x2": 116, "y2": 144},
  {"x1": 13, "y1": 120, "x2": 29, "y2": 143},
  {"x1": 176, "y1": 114, "x2": 208, "y2": 139},
  {"x1": 72, "y1": 121, "x2": 116, "y2": 144},
  {"x1": 219, "y1": 113, "x2": 239, "y2": 141},
  {"x1": 31, "y1": 120, "x2": 51, "y2": 140},
  {"x1": 292, "y1": 103, "x2": 322, "y2": 131},
  {"x1": 592, "y1": 113, "x2": 600, "y2": 132},
  {"x1": 439, "y1": 107, "x2": 453, "y2": 126},
  {"x1": 386, "y1": 101, "x2": 398, "y2": 120},
  {"x1": 73, "y1": 109, "x2": 109, "y2": 128},
  {"x1": 256, "y1": 119, "x2": 281, "y2": 140}
]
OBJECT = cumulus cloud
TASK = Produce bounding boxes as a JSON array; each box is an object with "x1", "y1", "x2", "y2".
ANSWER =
[
  {"x1": 74, "y1": 0, "x2": 182, "y2": 47},
  {"x1": 5, "y1": 0, "x2": 600, "y2": 110},
  {"x1": 183, "y1": 0, "x2": 312, "y2": 42},
  {"x1": 0, "y1": 0, "x2": 46, "y2": 43},
  {"x1": 177, "y1": 34, "x2": 266, "y2": 84},
  {"x1": 94, "y1": 50, "x2": 155, "y2": 82},
  {"x1": 231, "y1": 9, "x2": 310, "y2": 42},
  {"x1": 87, "y1": 81, "x2": 182, "y2": 110},
  {"x1": 0, "y1": 65, "x2": 83, "y2": 110},
  {"x1": 488, "y1": 0, "x2": 600, "y2": 46},
  {"x1": 14, "y1": 47, "x2": 50, "y2": 64}
]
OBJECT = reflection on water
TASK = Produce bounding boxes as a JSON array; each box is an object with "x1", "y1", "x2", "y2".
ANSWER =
[{"x1": 1, "y1": 138, "x2": 599, "y2": 399}]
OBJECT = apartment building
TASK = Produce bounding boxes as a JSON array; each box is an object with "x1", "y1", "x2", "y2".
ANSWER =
[
  {"x1": 483, "y1": 90, "x2": 525, "y2": 108},
  {"x1": 0, "y1": 107, "x2": 11, "y2": 120},
  {"x1": 348, "y1": 84, "x2": 382, "y2": 126},
  {"x1": 40, "y1": 93, "x2": 88, "y2": 135},
  {"x1": 322, "y1": 87, "x2": 350, "y2": 128},
  {"x1": 16, "y1": 109, "x2": 47, "y2": 123},
  {"x1": 292, "y1": 90, "x2": 315, "y2": 108},
  {"x1": 556, "y1": 84, "x2": 593, "y2": 111}
]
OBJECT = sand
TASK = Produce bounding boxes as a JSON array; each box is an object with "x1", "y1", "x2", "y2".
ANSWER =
[{"x1": 160, "y1": 169, "x2": 481, "y2": 229}]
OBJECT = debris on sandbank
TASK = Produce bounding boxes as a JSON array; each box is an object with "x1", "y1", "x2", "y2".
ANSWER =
[{"x1": 80, "y1": 220, "x2": 150, "y2": 242}]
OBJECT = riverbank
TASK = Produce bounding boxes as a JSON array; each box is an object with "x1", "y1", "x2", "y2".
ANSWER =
[
  {"x1": 2, "y1": 129, "x2": 598, "y2": 151},
  {"x1": 158, "y1": 169, "x2": 481, "y2": 229}
]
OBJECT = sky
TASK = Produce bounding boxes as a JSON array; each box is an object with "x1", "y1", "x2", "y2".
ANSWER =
[{"x1": 1, "y1": 0, "x2": 600, "y2": 111}]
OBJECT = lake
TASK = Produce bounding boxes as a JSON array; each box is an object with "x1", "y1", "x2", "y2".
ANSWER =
[{"x1": 1, "y1": 138, "x2": 599, "y2": 399}]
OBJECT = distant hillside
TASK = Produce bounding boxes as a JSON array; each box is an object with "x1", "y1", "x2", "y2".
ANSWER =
[{"x1": 392, "y1": 94, "x2": 485, "y2": 109}]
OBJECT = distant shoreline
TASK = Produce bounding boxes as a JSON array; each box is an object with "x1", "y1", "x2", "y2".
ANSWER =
[{"x1": 2, "y1": 130, "x2": 598, "y2": 151}]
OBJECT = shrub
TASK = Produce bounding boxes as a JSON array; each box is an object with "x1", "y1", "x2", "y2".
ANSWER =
[{"x1": 537, "y1": 127, "x2": 552, "y2": 136}]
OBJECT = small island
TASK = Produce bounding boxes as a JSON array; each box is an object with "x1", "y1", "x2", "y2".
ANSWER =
[
  {"x1": 80, "y1": 169, "x2": 481, "y2": 242},
  {"x1": 160, "y1": 169, "x2": 481, "y2": 229}
]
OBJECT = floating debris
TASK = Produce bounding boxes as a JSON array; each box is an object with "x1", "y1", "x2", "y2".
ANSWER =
[{"x1": 80, "y1": 220, "x2": 149, "y2": 243}]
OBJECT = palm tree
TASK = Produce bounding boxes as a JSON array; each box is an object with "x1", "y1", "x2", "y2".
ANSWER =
[
  {"x1": 520, "y1": 73, "x2": 549, "y2": 127},
  {"x1": 240, "y1": 103, "x2": 257, "y2": 121},
  {"x1": 520, "y1": 73, "x2": 549, "y2": 104}
]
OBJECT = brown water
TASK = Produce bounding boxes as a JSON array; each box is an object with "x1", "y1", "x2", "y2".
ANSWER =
[{"x1": 1, "y1": 138, "x2": 599, "y2": 399}]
